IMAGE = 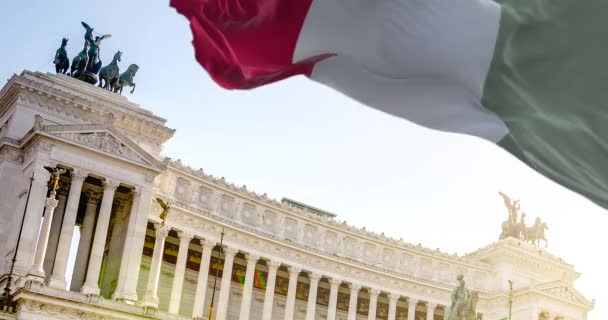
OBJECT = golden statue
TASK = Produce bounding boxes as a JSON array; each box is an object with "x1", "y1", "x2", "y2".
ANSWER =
[
  {"x1": 155, "y1": 198, "x2": 171, "y2": 226},
  {"x1": 498, "y1": 191, "x2": 520, "y2": 225},
  {"x1": 49, "y1": 168, "x2": 67, "y2": 195}
]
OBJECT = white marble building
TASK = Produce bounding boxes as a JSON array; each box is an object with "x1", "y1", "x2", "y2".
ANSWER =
[{"x1": 0, "y1": 71, "x2": 594, "y2": 320}]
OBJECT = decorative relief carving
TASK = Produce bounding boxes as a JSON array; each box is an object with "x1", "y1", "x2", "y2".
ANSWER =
[
  {"x1": 262, "y1": 210, "x2": 279, "y2": 235},
  {"x1": 219, "y1": 195, "x2": 235, "y2": 219},
  {"x1": 174, "y1": 176, "x2": 191, "y2": 201},
  {"x1": 303, "y1": 224, "x2": 318, "y2": 247},
  {"x1": 284, "y1": 217, "x2": 298, "y2": 241},
  {"x1": 241, "y1": 203, "x2": 258, "y2": 227},
  {"x1": 52, "y1": 131, "x2": 147, "y2": 165},
  {"x1": 18, "y1": 300, "x2": 108, "y2": 319}
]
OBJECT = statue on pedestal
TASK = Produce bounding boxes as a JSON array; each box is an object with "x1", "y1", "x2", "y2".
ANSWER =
[
  {"x1": 446, "y1": 275, "x2": 478, "y2": 320},
  {"x1": 498, "y1": 192, "x2": 549, "y2": 247},
  {"x1": 79, "y1": 21, "x2": 111, "y2": 84}
]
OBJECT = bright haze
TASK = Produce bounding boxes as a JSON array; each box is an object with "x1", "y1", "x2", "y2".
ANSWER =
[{"x1": 1, "y1": 0, "x2": 606, "y2": 318}]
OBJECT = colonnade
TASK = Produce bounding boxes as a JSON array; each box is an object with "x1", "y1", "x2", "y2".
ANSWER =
[
  {"x1": 140, "y1": 222, "x2": 442, "y2": 320},
  {"x1": 23, "y1": 163, "x2": 152, "y2": 304},
  {"x1": 23, "y1": 163, "x2": 442, "y2": 320}
]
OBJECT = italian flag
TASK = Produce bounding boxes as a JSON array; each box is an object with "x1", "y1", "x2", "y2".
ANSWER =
[{"x1": 171, "y1": 0, "x2": 608, "y2": 209}]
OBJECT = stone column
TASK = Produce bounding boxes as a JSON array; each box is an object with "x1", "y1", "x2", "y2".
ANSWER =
[
  {"x1": 426, "y1": 302, "x2": 436, "y2": 320},
  {"x1": 215, "y1": 247, "x2": 238, "y2": 320},
  {"x1": 261, "y1": 260, "x2": 280, "y2": 320},
  {"x1": 327, "y1": 278, "x2": 341, "y2": 320},
  {"x1": 141, "y1": 224, "x2": 170, "y2": 308},
  {"x1": 28, "y1": 195, "x2": 59, "y2": 280},
  {"x1": 368, "y1": 288, "x2": 380, "y2": 320},
  {"x1": 305, "y1": 273, "x2": 321, "y2": 320},
  {"x1": 168, "y1": 231, "x2": 194, "y2": 314},
  {"x1": 70, "y1": 191, "x2": 100, "y2": 291},
  {"x1": 42, "y1": 188, "x2": 67, "y2": 279},
  {"x1": 283, "y1": 265, "x2": 302, "y2": 320},
  {"x1": 388, "y1": 293, "x2": 399, "y2": 320},
  {"x1": 348, "y1": 283, "x2": 361, "y2": 320},
  {"x1": 48, "y1": 169, "x2": 88, "y2": 289},
  {"x1": 407, "y1": 298, "x2": 418, "y2": 320},
  {"x1": 16, "y1": 165, "x2": 51, "y2": 274},
  {"x1": 80, "y1": 179, "x2": 119, "y2": 296},
  {"x1": 112, "y1": 187, "x2": 153, "y2": 302},
  {"x1": 192, "y1": 238, "x2": 214, "y2": 319},
  {"x1": 238, "y1": 253, "x2": 260, "y2": 320}
]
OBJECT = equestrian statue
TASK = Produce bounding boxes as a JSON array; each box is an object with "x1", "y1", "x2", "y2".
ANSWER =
[
  {"x1": 498, "y1": 192, "x2": 549, "y2": 247},
  {"x1": 52, "y1": 21, "x2": 140, "y2": 94}
]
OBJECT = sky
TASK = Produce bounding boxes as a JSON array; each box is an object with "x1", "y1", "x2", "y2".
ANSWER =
[{"x1": 1, "y1": 1, "x2": 606, "y2": 318}]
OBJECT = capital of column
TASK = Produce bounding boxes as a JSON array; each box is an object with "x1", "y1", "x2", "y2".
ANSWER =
[
  {"x1": 265, "y1": 259, "x2": 281, "y2": 271},
  {"x1": 329, "y1": 277, "x2": 341, "y2": 289},
  {"x1": 369, "y1": 288, "x2": 381, "y2": 298},
  {"x1": 103, "y1": 179, "x2": 120, "y2": 191},
  {"x1": 177, "y1": 231, "x2": 194, "y2": 242},
  {"x1": 388, "y1": 292, "x2": 400, "y2": 303},
  {"x1": 85, "y1": 190, "x2": 102, "y2": 205},
  {"x1": 154, "y1": 224, "x2": 170, "y2": 239},
  {"x1": 350, "y1": 283, "x2": 362, "y2": 292},
  {"x1": 408, "y1": 298, "x2": 419, "y2": 306},
  {"x1": 223, "y1": 246, "x2": 239, "y2": 257},
  {"x1": 45, "y1": 196, "x2": 59, "y2": 209},
  {"x1": 427, "y1": 302, "x2": 437, "y2": 309},
  {"x1": 286, "y1": 265, "x2": 302, "y2": 275},
  {"x1": 246, "y1": 253, "x2": 260, "y2": 263},
  {"x1": 198, "y1": 237, "x2": 214, "y2": 248},
  {"x1": 71, "y1": 169, "x2": 88, "y2": 182},
  {"x1": 32, "y1": 165, "x2": 52, "y2": 182},
  {"x1": 309, "y1": 272, "x2": 322, "y2": 283}
]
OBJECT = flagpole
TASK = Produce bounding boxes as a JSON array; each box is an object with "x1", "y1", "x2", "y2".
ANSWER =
[
  {"x1": 1, "y1": 173, "x2": 35, "y2": 312},
  {"x1": 208, "y1": 228, "x2": 225, "y2": 320},
  {"x1": 508, "y1": 280, "x2": 513, "y2": 320}
]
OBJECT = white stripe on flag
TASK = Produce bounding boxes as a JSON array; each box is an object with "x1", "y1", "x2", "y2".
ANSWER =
[{"x1": 295, "y1": 0, "x2": 507, "y2": 141}]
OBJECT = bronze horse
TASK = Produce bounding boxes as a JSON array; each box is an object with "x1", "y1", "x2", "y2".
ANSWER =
[
  {"x1": 114, "y1": 64, "x2": 139, "y2": 94},
  {"x1": 54, "y1": 38, "x2": 70, "y2": 74},
  {"x1": 99, "y1": 51, "x2": 122, "y2": 90},
  {"x1": 70, "y1": 42, "x2": 90, "y2": 79}
]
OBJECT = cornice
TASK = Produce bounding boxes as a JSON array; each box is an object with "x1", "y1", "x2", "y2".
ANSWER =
[
  {"x1": 1, "y1": 71, "x2": 175, "y2": 147},
  {"x1": 166, "y1": 159, "x2": 487, "y2": 269}
]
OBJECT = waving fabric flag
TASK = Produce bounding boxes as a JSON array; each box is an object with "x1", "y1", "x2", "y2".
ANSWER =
[{"x1": 171, "y1": 0, "x2": 608, "y2": 209}]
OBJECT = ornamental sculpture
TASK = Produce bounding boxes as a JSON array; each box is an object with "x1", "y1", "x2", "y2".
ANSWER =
[
  {"x1": 446, "y1": 275, "x2": 478, "y2": 320},
  {"x1": 498, "y1": 192, "x2": 548, "y2": 247},
  {"x1": 52, "y1": 21, "x2": 138, "y2": 95}
]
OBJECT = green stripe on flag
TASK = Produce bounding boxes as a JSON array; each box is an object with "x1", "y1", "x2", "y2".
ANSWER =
[{"x1": 483, "y1": 0, "x2": 608, "y2": 208}]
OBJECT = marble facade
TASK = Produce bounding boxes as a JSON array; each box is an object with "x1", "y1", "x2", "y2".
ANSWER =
[{"x1": 0, "y1": 71, "x2": 594, "y2": 320}]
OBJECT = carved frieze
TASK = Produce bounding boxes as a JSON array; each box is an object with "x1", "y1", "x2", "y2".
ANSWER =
[{"x1": 51, "y1": 131, "x2": 146, "y2": 165}]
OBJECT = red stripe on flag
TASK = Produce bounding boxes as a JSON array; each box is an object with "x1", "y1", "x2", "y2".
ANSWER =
[{"x1": 171, "y1": 0, "x2": 332, "y2": 89}]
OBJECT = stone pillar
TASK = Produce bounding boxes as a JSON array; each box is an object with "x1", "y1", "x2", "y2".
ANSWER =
[
  {"x1": 168, "y1": 231, "x2": 194, "y2": 314},
  {"x1": 192, "y1": 238, "x2": 214, "y2": 319},
  {"x1": 305, "y1": 273, "x2": 321, "y2": 320},
  {"x1": 112, "y1": 187, "x2": 153, "y2": 302},
  {"x1": 327, "y1": 278, "x2": 341, "y2": 320},
  {"x1": 388, "y1": 293, "x2": 399, "y2": 320},
  {"x1": 261, "y1": 260, "x2": 280, "y2": 320},
  {"x1": 80, "y1": 179, "x2": 119, "y2": 296},
  {"x1": 283, "y1": 265, "x2": 302, "y2": 320},
  {"x1": 368, "y1": 288, "x2": 380, "y2": 320},
  {"x1": 407, "y1": 298, "x2": 418, "y2": 320},
  {"x1": 348, "y1": 283, "x2": 361, "y2": 320},
  {"x1": 426, "y1": 302, "x2": 436, "y2": 320},
  {"x1": 16, "y1": 165, "x2": 51, "y2": 274},
  {"x1": 215, "y1": 247, "x2": 238, "y2": 320},
  {"x1": 238, "y1": 253, "x2": 260, "y2": 320},
  {"x1": 70, "y1": 191, "x2": 100, "y2": 291},
  {"x1": 141, "y1": 224, "x2": 170, "y2": 308},
  {"x1": 42, "y1": 189, "x2": 67, "y2": 279},
  {"x1": 28, "y1": 195, "x2": 59, "y2": 280},
  {"x1": 48, "y1": 169, "x2": 88, "y2": 289}
]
